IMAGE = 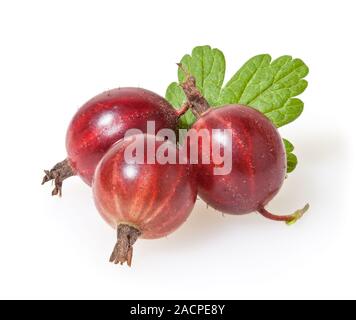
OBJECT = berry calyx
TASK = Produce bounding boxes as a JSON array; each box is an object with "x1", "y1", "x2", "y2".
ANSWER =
[
  {"x1": 41, "y1": 159, "x2": 74, "y2": 196},
  {"x1": 109, "y1": 224, "x2": 141, "y2": 266}
]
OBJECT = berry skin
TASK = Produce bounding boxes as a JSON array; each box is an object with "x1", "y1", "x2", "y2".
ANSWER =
[
  {"x1": 42, "y1": 87, "x2": 181, "y2": 196},
  {"x1": 93, "y1": 134, "x2": 197, "y2": 266},
  {"x1": 192, "y1": 105, "x2": 286, "y2": 214}
]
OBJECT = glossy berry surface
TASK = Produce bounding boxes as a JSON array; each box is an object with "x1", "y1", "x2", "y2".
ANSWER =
[
  {"x1": 66, "y1": 88, "x2": 179, "y2": 185},
  {"x1": 93, "y1": 134, "x2": 197, "y2": 265},
  {"x1": 191, "y1": 104, "x2": 286, "y2": 215}
]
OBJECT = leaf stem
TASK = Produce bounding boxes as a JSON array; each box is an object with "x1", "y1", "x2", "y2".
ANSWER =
[{"x1": 176, "y1": 101, "x2": 191, "y2": 117}]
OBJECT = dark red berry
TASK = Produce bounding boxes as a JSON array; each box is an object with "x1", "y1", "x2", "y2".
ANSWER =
[
  {"x1": 192, "y1": 104, "x2": 286, "y2": 213},
  {"x1": 93, "y1": 134, "x2": 197, "y2": 266},
  {"x1": 181, "y1": 74, "x2": 309, "y2": 224},
  {"x1": 42, "y1": 87, "x2": 182, "y2": 196}
]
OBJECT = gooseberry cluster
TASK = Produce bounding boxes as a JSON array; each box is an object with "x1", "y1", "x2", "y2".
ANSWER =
[{"x1": 43, "y1": 72, "x2": 308, "y2": 266}]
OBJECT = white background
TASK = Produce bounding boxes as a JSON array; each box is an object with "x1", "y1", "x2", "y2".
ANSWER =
[{"x1": 0, "y1": 0, "x2": 355, "y2": 300}]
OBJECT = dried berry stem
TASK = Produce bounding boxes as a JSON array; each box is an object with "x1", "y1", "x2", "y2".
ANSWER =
[
  {"x1": 110, "y1": 224, "x2": 141, "y2": 267},
  {"x1": 176, "y1": 101, "x2": 191, "y2": 117},
  {"x1": 258, "y1": 204, "x2": 310, "y2": 225},
  {"x1": 42, "y1": 159, "x2": 75, "y2": 197},
  {"x1": 178, "y1": 63, "x2": 210, "y2": 118}
]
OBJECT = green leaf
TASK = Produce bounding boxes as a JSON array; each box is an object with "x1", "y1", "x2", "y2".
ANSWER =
[
  {"x1": 165, "y1": 45, "x2": 226, "y2": 128},
  {"x1": 218, "y1": 54, "x2": 272, "y2": 105},
  {"x1": 178, "y1": 46, "x2": 226, "y2": 106},
  {"x1": 219, "y1": 54, "x2": 309, "y2": 128},
  {"x1": 283, "y1": 139, "x2": 298, "y2": 173},
  {"x1": 166, "y1": 46, "x2": 308, "y2": 173},
  {"x1": 165, "y1": 82, "x2": 195, "y2": 129},
  {"x1": 283, "y1": 138, "x2": 294, "y2": 153}
]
